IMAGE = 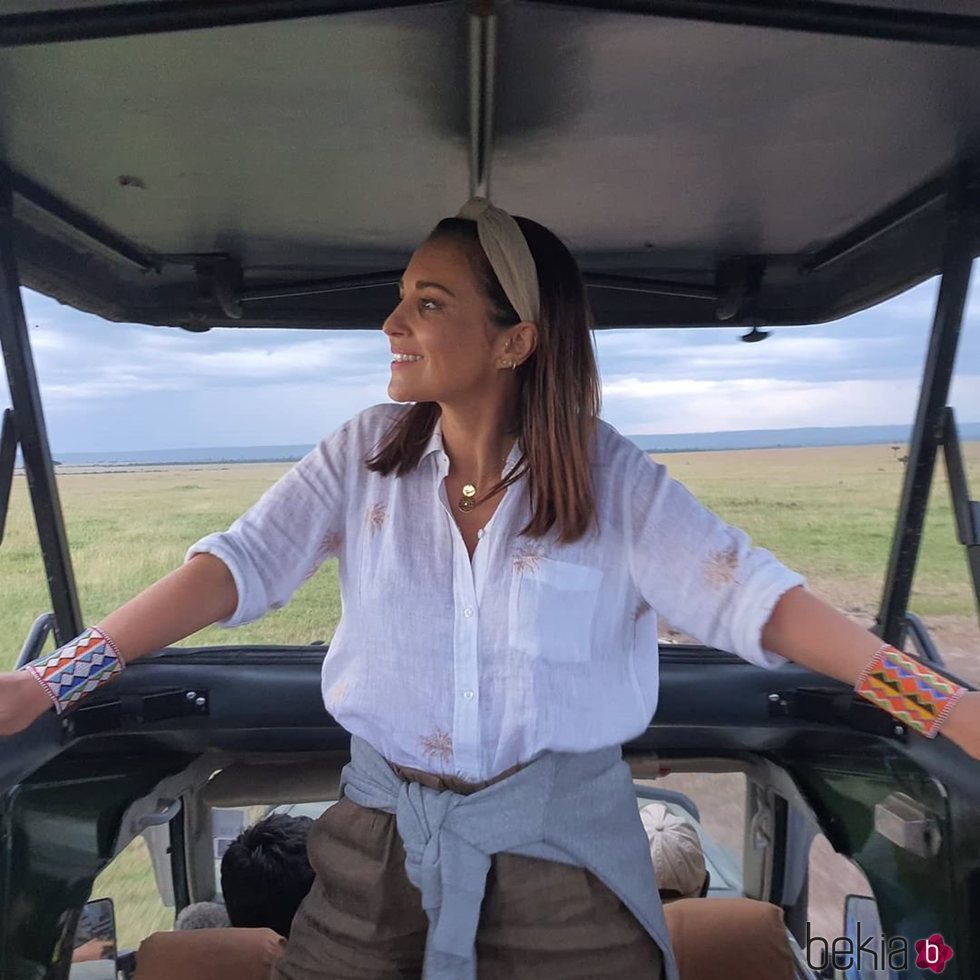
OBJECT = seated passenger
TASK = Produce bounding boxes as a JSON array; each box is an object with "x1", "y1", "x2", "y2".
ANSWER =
[
  {"x1": 136, "y1": 805, "x2": 792, "y2": 980},
  {"x1": 176, "y1": 900, "x2": 231, "y2": 930},
  {"x1": 173, "y1": 812, "x2": 315, "y2": 934},
  {"x1": 220, "y1": 812, "x2": 315, "y2": 937},
  {"x1": 639, "y1": 802, "x2": 710, "y2": 901},
  {"x1": 134, "y1": 813, "x2": 315, "y2": 980}
]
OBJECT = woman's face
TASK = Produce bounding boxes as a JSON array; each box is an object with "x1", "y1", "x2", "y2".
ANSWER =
[{"x1": 382, "y1": 236, "x2": 510, "y2": 407}]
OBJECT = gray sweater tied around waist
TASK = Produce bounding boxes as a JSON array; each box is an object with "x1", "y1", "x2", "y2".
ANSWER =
[{"x1": 339, "y1": 735, "x2": 678, "y2": 980}]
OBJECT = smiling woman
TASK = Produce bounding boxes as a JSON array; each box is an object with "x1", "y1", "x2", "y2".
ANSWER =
[
  {"x1": 5, "y1": 4, "x2": 980, "y2": 979},
  {"x1": 384, "y1": 236, "x2": 529, "y2": 412},
  {"x1": 372, "y1": 206, "x2": 600, "y2": 550},
  {"x1": 3, "y1": 197, "x2": 980, "y2": 980}
]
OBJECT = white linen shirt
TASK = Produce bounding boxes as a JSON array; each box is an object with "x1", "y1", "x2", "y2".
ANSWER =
[{"x1": 187, "y1": 403, "x2": 804, "y2": 782}]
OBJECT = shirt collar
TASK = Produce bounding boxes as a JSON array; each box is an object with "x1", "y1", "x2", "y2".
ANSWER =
[
  {"x1": 421, "y1": 414, "x2": 524, "y2": 471},
  {"x1": 420, "y1": 414, "x2": 446, "y2": 462}
]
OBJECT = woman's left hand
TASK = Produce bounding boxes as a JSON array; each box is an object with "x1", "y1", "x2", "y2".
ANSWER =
[{"x1": 940, "y1": 691, "x2": 980, "y2": 761}]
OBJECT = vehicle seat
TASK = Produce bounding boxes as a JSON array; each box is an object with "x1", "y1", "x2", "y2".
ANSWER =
[
  {"x1": 663, "y1": 897, "x2": 794, "y2": 980},
  {"x1": 130, "y1": 898, "x2": 793, "y2": 980},
  {"x1": 132, "y1": 926, "x2": 284, "y2": 980}
]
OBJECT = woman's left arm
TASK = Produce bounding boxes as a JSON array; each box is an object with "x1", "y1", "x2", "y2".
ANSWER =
[{"x1": 762, "y1": 586, "x2": 980, "y2": 760}]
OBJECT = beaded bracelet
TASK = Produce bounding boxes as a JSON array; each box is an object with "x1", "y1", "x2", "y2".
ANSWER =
[
  {"x1": 855, "y1": 643, "x2": 965, "y2": 738},
  {"x1": 22, "y1": 625, "x2": 125, "y2": 715}
]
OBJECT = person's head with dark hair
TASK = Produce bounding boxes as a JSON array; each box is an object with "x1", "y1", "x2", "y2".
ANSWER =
[
  {"x1": 220, "y1": 813, "x2": 315, "y2": 937},
  {"x1": 368, "y1": 199, "x2": 601, "y2": 544}
]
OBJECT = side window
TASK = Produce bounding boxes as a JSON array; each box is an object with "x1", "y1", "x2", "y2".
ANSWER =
[
  {"x1": 637, "y1": 770, "x2": 746, "y2": 889},
  {"x1": 804, "y1": 834, "x2": 877, "y2": 972},
  {"x1": 90, "y1": 835, "x2": 172, "y2": 951},
  {"x1": 0, "y1": 468, "x2": 51, "y2": 673},
  {"x1": 908, "y1": 441, "x2": 980, "y2": 681}
]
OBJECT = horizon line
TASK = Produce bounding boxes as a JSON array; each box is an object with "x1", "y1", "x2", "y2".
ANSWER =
[{"x1": 51, "y1": 419, "x2": 980, "y2": 458}]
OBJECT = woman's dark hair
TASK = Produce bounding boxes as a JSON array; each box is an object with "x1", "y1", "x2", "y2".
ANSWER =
[
  {"x1": 366, "y1": 215, "x2": 601, "y2": 542},
  {"x1": 220, "y1": 813, "x2": 315, "y2": 937}
]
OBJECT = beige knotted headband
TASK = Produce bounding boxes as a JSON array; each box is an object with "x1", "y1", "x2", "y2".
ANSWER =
[{"x1": 456, "y1": 197, "x2": 540, "y2": 323}]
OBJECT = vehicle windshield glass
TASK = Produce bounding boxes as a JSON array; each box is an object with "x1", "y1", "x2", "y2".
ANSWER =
[{"x1": 1, "y1": 276, "x2": 977, "y2": 678}]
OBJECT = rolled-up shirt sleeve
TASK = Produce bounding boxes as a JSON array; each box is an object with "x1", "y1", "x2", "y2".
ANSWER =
[
  {"x1": 185, "y1": 420, "x2": 350, "y2": 627},
  {"x1": 625, "y1": 448, "x2": 805, "y2": 668}
]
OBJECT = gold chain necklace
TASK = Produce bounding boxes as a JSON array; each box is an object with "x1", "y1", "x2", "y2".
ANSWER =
[{"x1": 456, "y1": 449, "x2": 513, "y2": 512}]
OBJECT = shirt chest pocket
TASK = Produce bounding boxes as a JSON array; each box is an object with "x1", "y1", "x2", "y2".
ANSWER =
[{"x1": 508, "y1": 558, "x2": 604, "y2": 663}]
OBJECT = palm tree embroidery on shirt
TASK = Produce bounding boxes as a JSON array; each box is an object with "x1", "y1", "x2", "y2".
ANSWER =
[
  {"x1": 324, "y1": 680, "x2": 348, "y2": 713},
  {"x1": 420, "y1": 729, "x2": 453, "y2": 765},
  {"x1": 512, "y1": 541, "x2": 547, "y2": 574},
  {"x1": 304, "y1": 529, "x2": 343, "y2": 581},
  {"x1": 704, "y1": 544, "x2": 740, "y2": 589},
  {"x1": 366, "y1": 503, "x2": 387, "y2": 531},
  {"x1": 633, "y1": 598, "x2": 652, "y2": 622}
]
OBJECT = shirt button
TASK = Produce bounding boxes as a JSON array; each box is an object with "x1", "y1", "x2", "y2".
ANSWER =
[
  {"x1": 462, "y1": 690, "x2": 475, "y2": 700},
  {"x1": 464, "y1": 607, "x2": 474, "y2": 618},
  {"x1": 477, "y1": 529, "x2": 485, "y2": 539}
]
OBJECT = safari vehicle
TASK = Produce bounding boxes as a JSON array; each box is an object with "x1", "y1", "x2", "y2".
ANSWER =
[{"x1": 1, "y1": 1, "x2": 979, "y2": 978}]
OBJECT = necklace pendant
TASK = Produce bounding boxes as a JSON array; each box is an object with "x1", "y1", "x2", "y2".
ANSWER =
[{"x1": 457, "y1": 483, "x2": 478, "y2": 512}]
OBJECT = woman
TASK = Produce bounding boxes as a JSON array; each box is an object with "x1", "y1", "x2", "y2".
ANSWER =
[{"x1": 2, "y1": 199, "x2": 978, "y2": 980}]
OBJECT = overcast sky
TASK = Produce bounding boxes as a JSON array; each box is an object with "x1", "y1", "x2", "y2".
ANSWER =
[{"x1": 2, "y1": 277, "x2": 979, "y2": 454}]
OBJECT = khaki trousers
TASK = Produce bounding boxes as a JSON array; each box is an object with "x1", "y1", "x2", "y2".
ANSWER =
[{"x1": 272, "y1": 766, "x2": 665, "y2": 980}]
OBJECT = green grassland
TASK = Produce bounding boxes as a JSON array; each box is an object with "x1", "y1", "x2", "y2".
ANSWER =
[
  {"x1": 661, "y1": 442, "x2": 980, "y2": 623},
  {"x1": 1, "y1": 441, "x2": 978, "y2": 947},
  {"x1": 2, "y1": 442, "x2": 976, "y2": 665}
]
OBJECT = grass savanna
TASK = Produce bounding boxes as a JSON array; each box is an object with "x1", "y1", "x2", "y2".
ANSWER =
[
  {"x1": 1, "y1": 441, "x2": 978, "y2": 946},
  {"x1": 661, "y1": 442, "x2": 980, "y2": 670},
  {"x1": 3, "y1": 443, "x2": 975, "y2": 671}
]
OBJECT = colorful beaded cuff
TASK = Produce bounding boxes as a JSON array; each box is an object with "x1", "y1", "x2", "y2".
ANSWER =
[
  {"x1": 855, "y1": 644, "x2": 965, "y2": 738},
  {"x1": 23, "y1": 625, "x2": 125, "y2": 715}
]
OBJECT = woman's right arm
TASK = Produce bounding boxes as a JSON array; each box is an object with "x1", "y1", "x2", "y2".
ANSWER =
[
  {"x1": 1, "y1": 552, "x2": 238, "y2": 735},
  {"x1": 1, "y1": 410, "x2": 359, "y2": 737},
  {"x1": 98, "y1": 552, "x2": 238, "y2": 659}
]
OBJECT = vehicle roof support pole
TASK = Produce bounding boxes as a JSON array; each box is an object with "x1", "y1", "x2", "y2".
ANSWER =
[
  {"x1": 468, "y1": 3, "x2": 497, "y2": 201},
  {"x1": 941, "y1": 407, "x2": 980, "y2": 625},
  {"x1": 0, "y1": 164, "x2": 82, "y2": 645},
  {"x1": 877, "y1": 178, "x2": 977, "y2": 647}
]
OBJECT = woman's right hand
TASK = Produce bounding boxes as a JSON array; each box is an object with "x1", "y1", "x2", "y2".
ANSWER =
[{"x1": 0, "y1": 670, "x2": 53, "y2": 736}]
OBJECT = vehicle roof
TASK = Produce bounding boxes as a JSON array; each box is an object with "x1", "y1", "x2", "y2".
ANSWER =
[{"x1": 2, "y1": 0, "x2": 980, "y2": 330}]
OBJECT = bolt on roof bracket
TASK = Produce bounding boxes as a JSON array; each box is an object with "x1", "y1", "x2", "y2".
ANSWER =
[
  {"x1": 714, "y1": 256, "x2": 765, "y2": 321},
  {"x1": 194, "y1": 254, "x2": 244, "y2": 319}
]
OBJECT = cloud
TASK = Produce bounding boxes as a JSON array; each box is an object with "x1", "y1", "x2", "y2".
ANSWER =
[
  {"x1": 597, "y1": 331, "x2": 903, "y2": 384},
  {"x1": 17, "y1": 292, "x2": 387, "y2": 406},
  {"x1": 876, "y1": 277, "x2": 980, "y2": 323},
  {"x1": 137, "y1": 333, "x2": 380, "y2": 387},
  {"x1": 2, "y1": 276, "x2": 978, "y2": 452},
  {"x1": 604, "y1": 375, "x2": 980, "y2": 434}
]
